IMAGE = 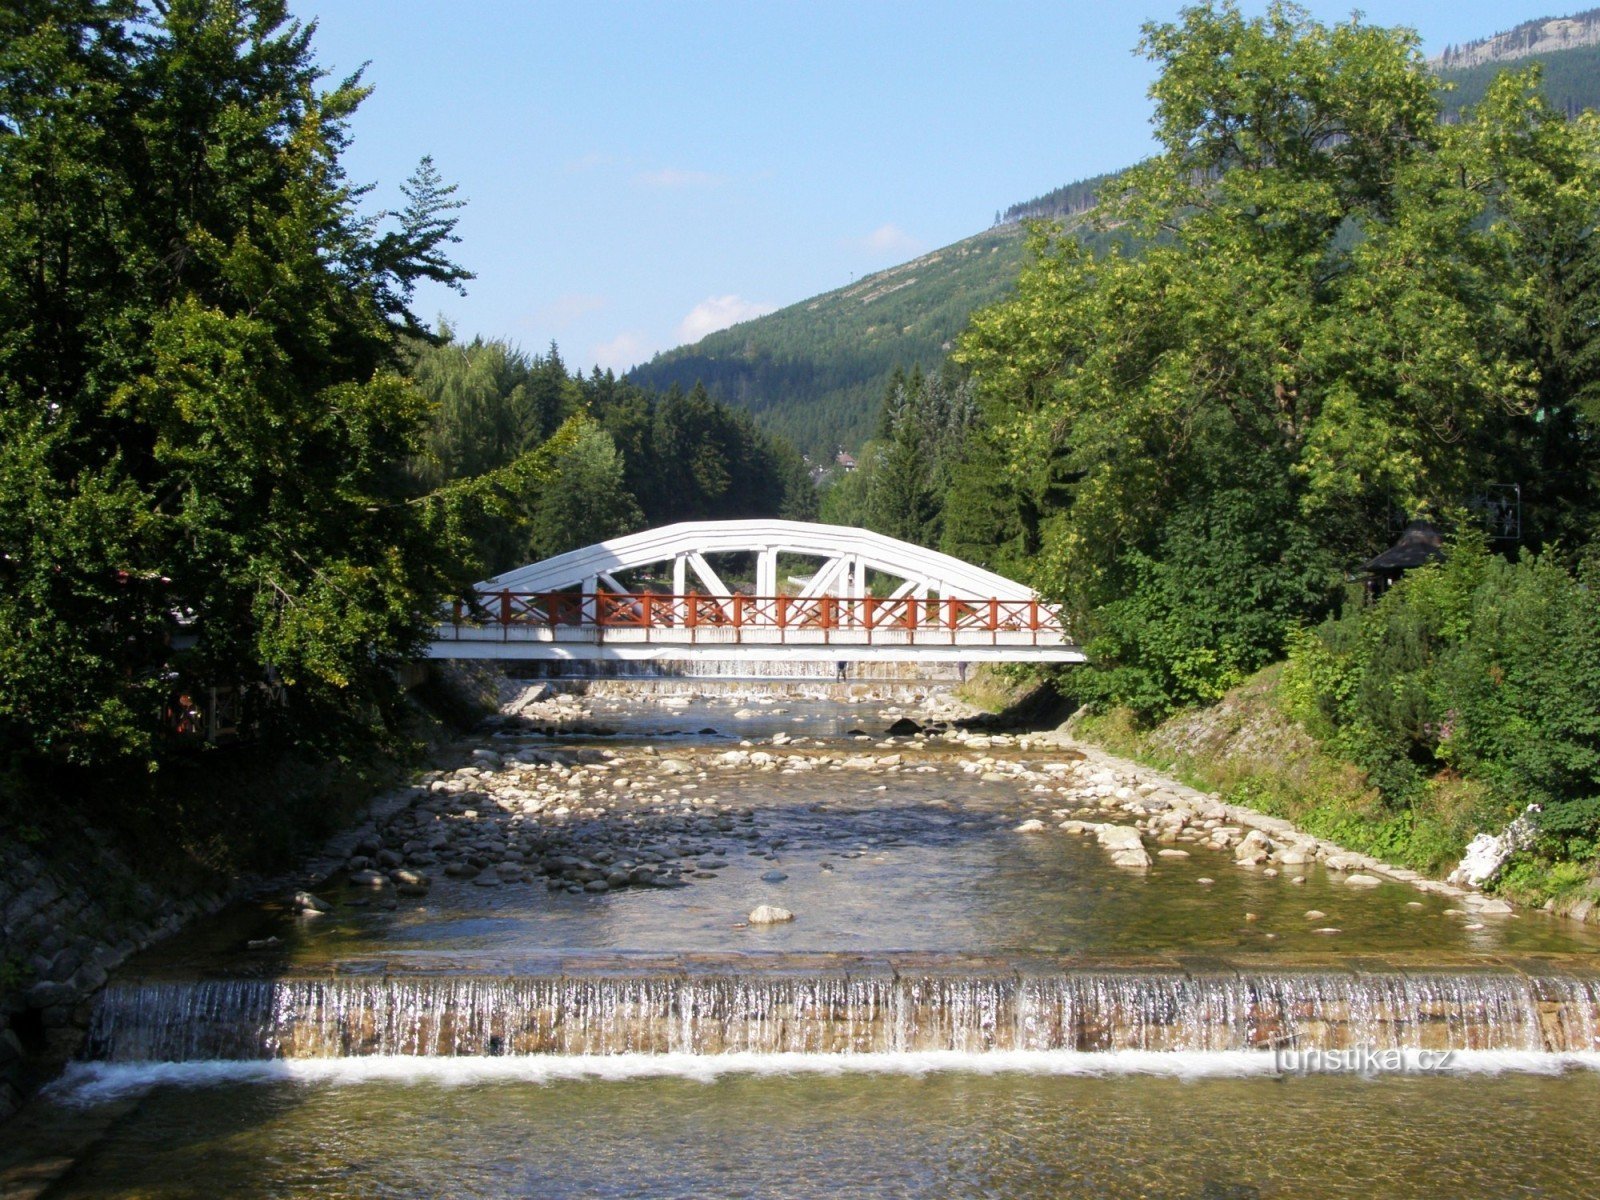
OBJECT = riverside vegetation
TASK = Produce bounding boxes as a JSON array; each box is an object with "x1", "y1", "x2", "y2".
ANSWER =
[{"x1": 829, "y1": 4, "x2": 1600, "y2": 909}]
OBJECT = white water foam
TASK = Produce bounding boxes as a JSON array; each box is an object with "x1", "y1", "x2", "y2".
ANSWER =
[{"x1": 49, "y1": 1049, "x2": 1600, "y2": 1106}]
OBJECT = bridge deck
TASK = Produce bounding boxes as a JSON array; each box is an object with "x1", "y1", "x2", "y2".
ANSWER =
[{"x1": 428, "y1": 592, "x2": 1084, "y2": 663}]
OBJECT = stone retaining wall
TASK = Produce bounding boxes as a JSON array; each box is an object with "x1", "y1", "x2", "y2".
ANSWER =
[{"x1": 0, "y1": 835, "x2": 235, "y2": 1122}]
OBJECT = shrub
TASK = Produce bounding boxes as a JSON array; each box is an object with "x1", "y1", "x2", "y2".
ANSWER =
[{"x1": 1286, "y1": 540, "x2": 1600, "y2": 859}]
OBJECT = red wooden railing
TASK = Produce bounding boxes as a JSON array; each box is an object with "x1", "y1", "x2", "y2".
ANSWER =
[{"x1": 446, "y1": 593, "x2": 1064, "y2": 643}]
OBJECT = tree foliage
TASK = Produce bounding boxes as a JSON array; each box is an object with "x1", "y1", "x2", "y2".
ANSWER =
[
  {"x1": 404, "y1": 336, "x2": 818, "y2": 576},
  {"x1": 0, "y1": 1, "x2": 476, "y2": 766},
  {"x1": 1286, "y1": 544, "x2": 1600, "y2": 856},
  {"x1": 949, "y1": 1, "x2": 1600, "y2": 718}
]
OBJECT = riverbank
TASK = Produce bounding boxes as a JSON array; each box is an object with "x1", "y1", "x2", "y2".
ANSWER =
[
  {"x1": 1058, "y1": 664, "x2": 1600, "y2": 926},
  {"x1": 0, "y1": 669, "x2": 496, "y2": 1125}
]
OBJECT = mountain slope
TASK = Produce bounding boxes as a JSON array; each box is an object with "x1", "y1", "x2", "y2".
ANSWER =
[
  {"x1": 1433, "y1": 8, "x2": 1600, "y2": 68},
  {"x1": 631, "y1": 19, "x2": 1600, "y2": 461},
  {"x1": 628, "y1": 225, "x2": 1034, "y2": 458}
]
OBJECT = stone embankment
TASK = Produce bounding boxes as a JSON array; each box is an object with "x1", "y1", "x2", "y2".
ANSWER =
[{"x1": 0, "y1": 835, "x2": 234, "y2": 1122}]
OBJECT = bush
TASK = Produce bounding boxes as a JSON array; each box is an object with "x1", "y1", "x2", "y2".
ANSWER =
[
  {"x1": 1071, "y1": 478, "x2": 1335, "y2": 720},
  {"x1": 1286, "y1": 541, "x2": 1600, "y2": 861}
]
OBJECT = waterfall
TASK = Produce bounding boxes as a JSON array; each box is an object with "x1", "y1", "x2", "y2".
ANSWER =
[{"x1": 84, "y1": 968, "x2": 1600, "y2": 1063}]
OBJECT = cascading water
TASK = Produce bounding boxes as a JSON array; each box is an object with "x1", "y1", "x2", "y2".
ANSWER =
[{"x1": 84, "y1": 967, "x2": 1600, "y2": 1064}]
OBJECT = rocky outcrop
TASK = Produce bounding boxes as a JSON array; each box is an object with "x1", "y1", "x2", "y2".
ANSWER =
[{"x1": 1432, "y1": 13, "x2": 1600, "y2": 70}]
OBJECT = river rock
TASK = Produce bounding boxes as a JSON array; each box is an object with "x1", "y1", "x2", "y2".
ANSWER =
[
  {"x1": 1093, "y1": 824, "x2": 1144, "y2": 852},
  {"x1": 761, "y1": 870, "x2": 789, "y2": 882},
  {"x1": 748, "y1": 904, "x2": 795, "y2": 924},
  {"x1": 1092, "y1": 824, "x2": 1150, "y2": 870},
  {"x1": 1014, "y1": 819, "x2": 1046, "y2": 833},
  {"x1": 1344, "y1": 874, "x2": 1383, "y2": 888},
  {"x1": 291, "y1": 891, "x2": 330, "y2": 914},
  {"x1": 349, "y1": 869, "x2": 388, "y2": 887},
  {"x1": 1234, "y1": 830, "x2": 1272, "y2": 866}
]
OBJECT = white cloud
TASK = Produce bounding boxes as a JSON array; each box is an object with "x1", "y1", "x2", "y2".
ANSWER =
[
  {"x1": 537, "y1": 292, "x2": 607, "y2": 329},
  {"x1": 590, "y1": 332, "x2": 649, "y2": 374},
  {"x1": 853, "y1": 223, "x2": 924, "y2": 259},
  {"x1": 676, "y1": 295, "x2": 777, "y2": 344},
  {"x1": 635, "y1": 166, "x2": 726, "y2": 190},
  {"x1": 563, "y1": 151, "x2": 615, "y2": 174}
]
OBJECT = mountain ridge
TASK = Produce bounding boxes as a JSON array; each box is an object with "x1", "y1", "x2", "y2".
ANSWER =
[
  {"x1": 629, "y1": 11, "x2": 1600, "y2": 462},
  {"x1": 1432, "y1": 8, "x2": 1600, "y2": 68}
]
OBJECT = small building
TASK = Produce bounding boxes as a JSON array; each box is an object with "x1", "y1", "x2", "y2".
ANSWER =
[
  {"x1": 834, "y1": 451, "x2": 857, "y2": 472},
  {"x1": 1360, "y1": 520, "x2": 1444, "y2": 596}
]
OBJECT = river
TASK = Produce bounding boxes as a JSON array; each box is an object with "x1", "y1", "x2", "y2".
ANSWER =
[{"x1": 8, "y1": 686, "x2": 1599, "y2": 1198}]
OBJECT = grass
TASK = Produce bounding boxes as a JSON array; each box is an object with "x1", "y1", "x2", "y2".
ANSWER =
[{"x1": 1074, "y1": 664, "x2": 1499, "y2": 878}]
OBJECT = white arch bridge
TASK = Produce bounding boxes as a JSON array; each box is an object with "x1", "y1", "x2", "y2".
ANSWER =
[{"x1": 427, "y1": 520, "x2": 1084, "y2": 665}]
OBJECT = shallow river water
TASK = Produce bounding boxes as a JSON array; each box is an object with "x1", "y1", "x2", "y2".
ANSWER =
[{"x1": 11, "y1": 692, "x2": 1600, "y2": 1198}]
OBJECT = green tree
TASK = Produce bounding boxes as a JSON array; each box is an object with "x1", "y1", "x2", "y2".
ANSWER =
[
  {"x1": 955, "y1": 1, "x2": 1600, "y2": 716},
  {"x1": 0, "y1": 1, "x2": 476, "y2": 766},
  {"x1": 523, "y1": 420, "x2": 642, "y2": 563}
]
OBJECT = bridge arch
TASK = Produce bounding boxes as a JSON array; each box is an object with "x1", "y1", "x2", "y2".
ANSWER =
[
  {"x1": 480, "y1": 519, "x2": 1041, "y2": 603},
  {"x1": 433, "y1": 520, "x2": 1082, "y2": 663}
]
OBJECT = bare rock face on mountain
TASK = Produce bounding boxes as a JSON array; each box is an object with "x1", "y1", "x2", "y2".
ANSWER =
[{"x1": 1432, "y1": 11, "x2": 1600, "y2": 70}]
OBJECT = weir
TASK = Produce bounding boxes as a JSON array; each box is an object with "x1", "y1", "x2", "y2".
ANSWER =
[{"x1": 85, "y1": 962, "x2": 1600, "y2": 1063}]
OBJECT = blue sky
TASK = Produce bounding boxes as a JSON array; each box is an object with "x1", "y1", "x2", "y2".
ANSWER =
[{"x1": 286, "y1": 1, "x2": 1556, "y2": 373}]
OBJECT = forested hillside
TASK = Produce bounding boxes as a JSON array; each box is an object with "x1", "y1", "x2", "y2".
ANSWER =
[
  {"x1": 628, "y1": 226, "x2": 1030, "y2": 459},
  {"x1": 633, "y1": 17, "x2": 1600, "y2": 461}
]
